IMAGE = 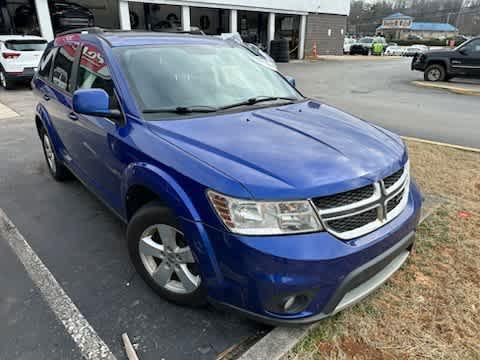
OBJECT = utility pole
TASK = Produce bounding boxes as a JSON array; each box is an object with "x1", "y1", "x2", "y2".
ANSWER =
[{"x1": 455, "y1": 0, "x2": 467, "y2": 30}]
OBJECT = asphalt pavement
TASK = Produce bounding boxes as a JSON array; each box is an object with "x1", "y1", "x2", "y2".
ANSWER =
[
  {"x1": 0, "y1": 88, "x2": 267, "y2": 360},
  {"x1": 279, "y1": 58, "x2": 480, "y2": 149}
]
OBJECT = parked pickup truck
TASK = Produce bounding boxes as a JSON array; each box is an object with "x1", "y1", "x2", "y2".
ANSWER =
[{"x1": 412, "y1": 37, "x2": 480, "y2": 81}]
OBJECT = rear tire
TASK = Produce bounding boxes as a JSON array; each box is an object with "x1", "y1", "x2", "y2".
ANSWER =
[
  {"x1": 40, "y1": 128, "x2": 71, "y2": 181},
  {"x1": 127, "y1": 202, "x2": 208, "y2": 307},
  {"x1": 424, "y1": 64, "x2": 446, "y2": 82},
  {"x1": 0, "y1": 70, "x2": 13, "y2": 90}
]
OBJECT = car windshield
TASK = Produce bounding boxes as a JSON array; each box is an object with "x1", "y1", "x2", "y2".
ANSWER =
[
  {"x1": 5, "y1": 40, "x2": 47, "y2": 51},
  {"x1": 114, "y1": 44, "x2": 302, "y2": 117}
]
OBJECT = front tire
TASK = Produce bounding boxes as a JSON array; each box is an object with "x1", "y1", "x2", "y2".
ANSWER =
[
  {"x1": 424, "y1": 64, "x2": 446, "y2": 82},
  {"x1": 127, "y1": 202, "x2": 207, "y2": 307}
]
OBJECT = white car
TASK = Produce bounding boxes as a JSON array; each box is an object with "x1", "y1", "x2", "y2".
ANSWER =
[
  {"x1": 384, "y1": 46, "x2": 405, "y2": 56},
  {"x1": 403, "y1": 45, "x2": 428, "y2": 57},
  {"x1": 0, "y1": 35, "x2": 47, "y2": 89},
  {"x1": 343, "y1": 38, "x2": 357, "y2": 54},
  {"x1": 411, "y1": 44, "x2": 429, "y2": 53}
]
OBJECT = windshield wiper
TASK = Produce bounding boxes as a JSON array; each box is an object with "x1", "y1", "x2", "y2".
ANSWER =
[
  {"x1": 220, "y1": 96, "x2": 299, "y2": 111},
  {"x1": 142, "y1": 105, "x2": 218, "y2": 114}
]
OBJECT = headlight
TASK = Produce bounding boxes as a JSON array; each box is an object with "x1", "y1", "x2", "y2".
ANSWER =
[{"x1": 207, "y1": 190, "x2": 323, "y2": 235}]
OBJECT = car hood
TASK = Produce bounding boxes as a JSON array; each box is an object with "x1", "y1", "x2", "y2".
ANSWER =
[
  {"x1": 147, "y1": 100, "x2": 407, "y2": 199},
  {"x1": 425, "y1": 49, "x2": 455, "y2": 56}
]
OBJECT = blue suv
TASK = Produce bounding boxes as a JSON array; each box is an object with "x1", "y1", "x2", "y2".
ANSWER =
[{"x1": 32, "y1": 29, "x2": 422, "y2": 325}]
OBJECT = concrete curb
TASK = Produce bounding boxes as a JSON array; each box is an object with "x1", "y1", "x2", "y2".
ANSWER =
[
  {"x1": 402, "y1": 136, "x2": 480, "y2": 153},
  {"x1": 304, "y1": 55, "x2": 403, "y2": 62},
  {"x1": 412, "y1": 80, "x2": 480, "y2": 96},
  {"x1": 236, "y1": 194, "x2": 445, "y2": 360}
]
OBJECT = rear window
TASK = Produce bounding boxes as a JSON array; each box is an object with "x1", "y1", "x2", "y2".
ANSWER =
[{"x1": 5, "y1": 40, "x2": 47, "y2": 51}]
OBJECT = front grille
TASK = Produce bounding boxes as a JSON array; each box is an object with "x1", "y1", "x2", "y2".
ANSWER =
[
  {"x1": 383, "y1": 168, "x2": 404, "y2": 189},
  {"x1": 327, "y1": 208, "x2": 378, "y2": 233},
  {"x1": 387, "y1": 189, "x2": 404, "y2": 213},
  {"x1": 314, "y1": 164, "x2": 409, "y2": 240},
  {"x1": 312, "y1": 185, "x2": 375, "y2": 210}
]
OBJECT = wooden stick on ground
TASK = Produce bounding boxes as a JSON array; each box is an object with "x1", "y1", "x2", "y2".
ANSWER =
[{"x1": 122, "y1": 333, "x2": 140, "y2": 360}]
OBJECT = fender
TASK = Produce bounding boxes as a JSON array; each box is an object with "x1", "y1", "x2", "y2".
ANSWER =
[
  {"x1": 122, "y1": 162, "x2": 202, "y2": 221},
  {"x1": 426, "y1": 58, "x2": 450, "y2": 72},
  {"x1": 36, "y1": 103, "x2": 53, "y2": 135},
  {"x1": 121, "y1": 162, "x2": 224, "y2": 287}
]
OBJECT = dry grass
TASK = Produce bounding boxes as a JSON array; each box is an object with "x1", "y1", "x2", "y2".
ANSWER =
[{"x1": 288, "y1": 140, "x2": 480, "y2": 360}]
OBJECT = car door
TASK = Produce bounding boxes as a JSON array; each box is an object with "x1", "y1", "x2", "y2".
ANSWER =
[
  {"x1": 451, "y1": 39, "x2": 480, "y2": 77},
  {"x1": 68, "y1": 42, "x2": 126, "y2": 210},
  {"x1": 45, "y1": 42, "x2": 81, "y2": 169}
]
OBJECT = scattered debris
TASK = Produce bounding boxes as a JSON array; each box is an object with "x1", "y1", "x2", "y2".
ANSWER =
[{"x1": 122, "y1": 332, "x2": 140, "y2": 360}]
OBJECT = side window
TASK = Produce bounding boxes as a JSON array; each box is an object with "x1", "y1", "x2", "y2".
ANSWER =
[
  {"x1": 77, "y1": 44, "x2": 118, "y2": 109},
  {"x1": 52, "y1": 44, "x2": 76, "y2": 91},
  {"x1": 38, "y1": 47, "x2": 55, "y2": 79},
  {"x1": 462, "y1": 40, "x2": 480, "y2": 54}
]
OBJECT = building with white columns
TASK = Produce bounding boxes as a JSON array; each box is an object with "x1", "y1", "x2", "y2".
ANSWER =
[{"x1": 2, "y1": 0, "x2": 350, "y2": 58}]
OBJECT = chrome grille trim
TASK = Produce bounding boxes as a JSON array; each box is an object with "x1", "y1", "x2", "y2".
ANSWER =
[{"x1": 313, "y1": 163, "x2": 410, "y2": 240}]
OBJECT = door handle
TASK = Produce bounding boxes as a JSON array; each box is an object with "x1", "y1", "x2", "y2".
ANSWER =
[
  {"x1": 43, "y1": 94, "x2": 50, "y2": 101},
  {"x1": 69, "y1": 112, "x2": 78, "y2": 121}
]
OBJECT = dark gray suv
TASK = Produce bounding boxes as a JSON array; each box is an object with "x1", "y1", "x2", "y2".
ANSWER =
[{"x1": 412, "y1": 37, "x2": 480, "y2": 81}]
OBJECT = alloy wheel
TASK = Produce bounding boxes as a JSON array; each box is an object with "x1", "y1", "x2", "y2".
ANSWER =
[
  {"x1": 427, "y1": 68, "x2": 441, "y2": 81},
  {"x1": 138, "y1": 224, "x2": 200, "y2": 294},
  {"x1": 43, "y1": 134, "x2": 57, "y2": 173}
]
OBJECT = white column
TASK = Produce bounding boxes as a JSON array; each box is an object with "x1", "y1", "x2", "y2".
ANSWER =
[
  {"x1": 181, "y1": 5, "x2": 191, "y2": 31},
  {"x1": 267, "y1": 12, "x2": 275, "y2": 52},
  {"x1": 34, "y1": 0, "x2": 54, "y2": 41},
  {"x1": 119, "y1": 0, "x2": 131, "y2": 30},
  {"x1": 298, "y1": 15, "x2": 307, "y2": 60},
  {"x1": 230, "y1": 9, "x2": 238, "y2": 33}
]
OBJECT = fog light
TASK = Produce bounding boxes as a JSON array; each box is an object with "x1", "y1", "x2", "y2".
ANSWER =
[
  {"x1": 266, "y1": 293, "x2": 313, "y2": 315},
  {"x1": 283, "y1": 296, "x2": 296, "y2": 311}
]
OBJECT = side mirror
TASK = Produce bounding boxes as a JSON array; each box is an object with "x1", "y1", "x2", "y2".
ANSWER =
[
  {"x1": 285, "y1": 75, "x2": 296, "y2": 88},
  {"x1": 72, "y1": 88, "x2": 121, "y2": 120},
  {"x1": 458, "y1": 48, "x2": 469, "y2": 56}
]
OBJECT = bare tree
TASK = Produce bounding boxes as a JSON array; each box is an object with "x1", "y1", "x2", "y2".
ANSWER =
[{"x1": 348, "y1": 0, "x2": 480, "y2": 35}]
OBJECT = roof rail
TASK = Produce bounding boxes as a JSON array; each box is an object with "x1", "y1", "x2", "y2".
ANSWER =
[
  {"x1": 57, "y1": 27, "x2": 105, "y2": 36},
  {"x1": 135, "y1": 29, "x2": 206, "y2": 36},
  {"x1": 56, "y1": 27, "x2": 207, "y2": 39}
]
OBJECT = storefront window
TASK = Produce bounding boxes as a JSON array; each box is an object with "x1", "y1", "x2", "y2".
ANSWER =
[
  {"x1": 275, "y1": 14, "x2": 300, "y2": 59},
  {"x1": 128, "y1": 3, "x2": 181, "y2": 32},
  {"x1": 237, "y1": 10, "x2": 268, "y2": 50},
  {"x1": 0, "y1": 0, "x2": 40, "y2": 36},
  {"x1": 190, "y1": 7, "x2": 229, "y2": 35}
]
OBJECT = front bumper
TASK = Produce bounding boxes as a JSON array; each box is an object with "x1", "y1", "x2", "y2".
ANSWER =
[
  {"x1": 411, "y1": 56, "x2": 426, "y2": 71},
  {"x1": 184, "y1": 181, "x2": 422, "y2": 325},
  {"x1": 212, "y1": 231, "x2": 414, "y2": 325}
]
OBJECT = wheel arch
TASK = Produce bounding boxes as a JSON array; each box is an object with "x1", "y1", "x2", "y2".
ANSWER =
[
  {"x1": 122, "y1": 162, "x2": 202, "y2": 222},
  {"x1": 425, "y1": 59, "x2": 448, "y2": 70},
  {"x1": 122, "y1": 163, "x2": 224, "y2": 288},
  {"x1": 35, "y1": 104, "x2": 54, "y2": 138}
]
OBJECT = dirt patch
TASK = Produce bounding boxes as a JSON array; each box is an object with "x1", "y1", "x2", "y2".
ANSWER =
[
  {"x1": 288, "y1": 140, "x2": 480, "y2": 360},
  {"x1": 338, "y1": 338, "x2": 389, "y2": 360}
]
